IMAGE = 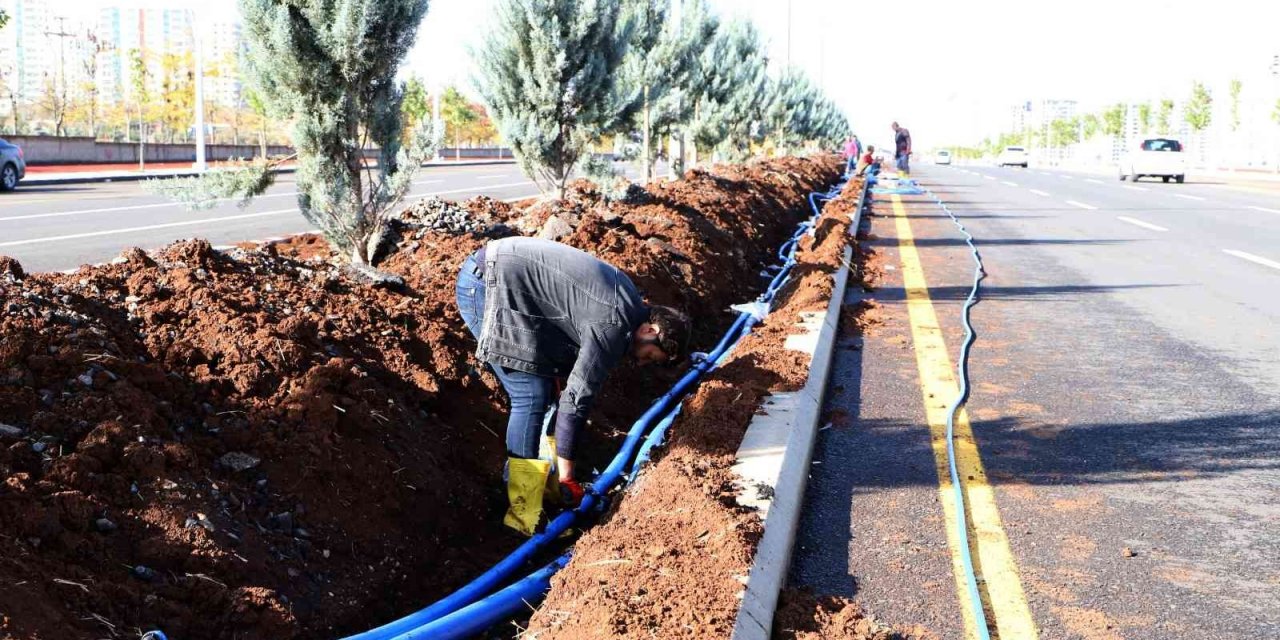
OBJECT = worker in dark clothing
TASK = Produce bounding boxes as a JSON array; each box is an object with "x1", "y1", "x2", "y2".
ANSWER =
[
  {"x1": 892, "y1": 121, "x2": 912, "y2": 177},
  {"x1": 455, "y1": 236, "x2": 691, "y2": 534}
]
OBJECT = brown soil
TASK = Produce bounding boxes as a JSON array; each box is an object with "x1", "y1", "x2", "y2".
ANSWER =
[
  {"x1": 0, "y1": 155, "x2": 839, "y2": 639},
  {"x1": 526, "y1": 178, "x2": 894, "y2": 638},
  {"x1": 772, "y1": 589, "x2": 937, "y2": 640}
]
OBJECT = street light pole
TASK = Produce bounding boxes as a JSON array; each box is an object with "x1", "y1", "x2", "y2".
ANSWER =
[{"x1": 192, "y1": 10, "x2": 207, "y2": 172}]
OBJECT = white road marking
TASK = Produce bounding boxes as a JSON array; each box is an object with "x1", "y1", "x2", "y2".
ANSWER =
[
  {"x1": 983, "y1": 175, "x2": 996, "y2": 181},
  {"x1": 1248, "y1": 205, "x2": 1280, "y2": 214},
  {"x1": 1001, "y1": 181, "x2": 1019, "y2": 187},
  {"x1": 1123, "y1": 185, "x2": 1148, "y2": 192},
  {"x1": 1085, "y1": 178, "x2": 1104, "y2": 184},
  {"x1": 1116, "y1": 216, "x2": 1168, "y2": 232},
  {"x1": 1029, "y1": 189, "x2": 1051, "y2": 196},
  {"x1": 1223, "y1": 249, "x2": 1280, "y2": 271},
  {"x1": 476, "y1": 174, "x2": 510, "y2": 180},
  {"x1": 1061, "y1": 175, "x2": 1074, "y2": 180},
  {"x1": 0, "y1": 209, "x2": 299, "y2": 248},
  {"x1": 413, "y1": 179, "x2": 445, "y2": 185},
  {"x1": 1065, "y1": 200, "x2": 1097, "y2": 210},
  {"x1": 1174, "y1": 194, "x2": 1206, "y2": 201},
  {"x1": 0, "y1": 191, "x2": 299, "y2": 222}
]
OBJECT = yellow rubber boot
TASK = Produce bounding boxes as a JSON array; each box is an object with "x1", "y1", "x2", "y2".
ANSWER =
[
  {"x1": 541, "y1": 436, "x2": 561, "y2": 503},
  {"x1": 504, "y1": 457, "x2": 551, "y2": 536}
]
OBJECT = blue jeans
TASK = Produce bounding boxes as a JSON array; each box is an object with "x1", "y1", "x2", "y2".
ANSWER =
[{"x1": 456, "y1": 252, "x2": 554, "y2": 459}]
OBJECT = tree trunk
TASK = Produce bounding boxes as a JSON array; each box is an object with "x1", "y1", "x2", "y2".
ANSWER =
[
  {"x1": 641, "y1": 84, "x2": 652, "y2": 183},
  {"x1": 259, "y1": 120, "x2": 267, "y2": 159},
  {"x1": 138, "y1": 113, "x2": 146, "y2": 170}
]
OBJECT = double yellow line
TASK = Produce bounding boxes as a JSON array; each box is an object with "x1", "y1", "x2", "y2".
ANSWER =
[{"x1": 889, "y1": 194, "x2": 1038, "y2": 640}]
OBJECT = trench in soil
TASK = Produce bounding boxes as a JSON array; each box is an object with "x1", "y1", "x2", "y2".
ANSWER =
[{"x1": 0, "y1": 156, "x2": 840, "y2": 639}]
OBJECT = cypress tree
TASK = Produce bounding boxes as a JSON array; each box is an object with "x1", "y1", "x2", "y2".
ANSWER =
[
  {"x1": 148, "y1": 0, "x2": 435, "y2": 267},
  {"x1": 475, "y1": 0, "x2": 634, "y2": 200},
  {"x1": 690, "y1": 18, "x2": 769, "y2": 162},
  {"x1": 613, "y1": 0, "x2": 713, "y2": 181}
]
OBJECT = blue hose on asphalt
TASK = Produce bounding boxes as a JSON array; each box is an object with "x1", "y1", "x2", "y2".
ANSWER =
[
  {"x1": 921, "y1": 184, "x2": 991, "y2": 639},
  {"x1": 348, "y1": 175, "x2": 851, "y2": 640}
]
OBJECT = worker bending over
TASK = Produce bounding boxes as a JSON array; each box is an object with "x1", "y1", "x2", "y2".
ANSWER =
[{"x1": 455, "y1": 237, "x2": 690, "y2": 535}]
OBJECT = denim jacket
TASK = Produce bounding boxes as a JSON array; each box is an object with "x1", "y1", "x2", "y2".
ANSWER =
[{"x1": 476, "y1": 237, "x2": 649, "y2": 431}]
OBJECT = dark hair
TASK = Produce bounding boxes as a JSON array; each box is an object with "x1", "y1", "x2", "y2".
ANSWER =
[{"x1": 647, "y1": 305, "x2": 691, "y2": 361}]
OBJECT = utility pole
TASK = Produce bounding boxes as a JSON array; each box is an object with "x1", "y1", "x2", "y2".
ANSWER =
[
  {"x1": 191, "y1": 10, "x2": 207, "y2": 172},
  {"x1": 44, "y1": 16, "x2": 75, "y2": 137},
  {"x1": 432, "y1": 82, "x2": 442, "y2": 161},
  {"x1": 670, "y1": 0, "x2": 684, "y2": 178},
  {"x1": 1271, "y1": 54, "x2": 1279, "y2": 173},
  {"x1": 786, "y1": 0, "x2": 792, "y2": 69}
]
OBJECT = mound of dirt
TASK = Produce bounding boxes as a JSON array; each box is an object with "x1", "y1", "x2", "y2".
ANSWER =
[
  {"x1": 524, "y1": 178, "x2": 912, "y2": 638},
  {"x1": 772, "y1": 589, "x2": 936, "y2": 640},
  {"x1": 0, "y1": 155, "x2": 839, "y2": 639}
]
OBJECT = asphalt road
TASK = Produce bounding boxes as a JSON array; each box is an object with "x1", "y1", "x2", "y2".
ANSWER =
[
  {"x1": 0, "y1": 162, "x2": 592, "y2": 273},
  {"x1": 792, "y1": 165, "x2": 1280, "y2": 638}
]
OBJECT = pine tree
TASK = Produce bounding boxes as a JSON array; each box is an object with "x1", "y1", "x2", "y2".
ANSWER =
[
  {"x1": 475, "y1": 0, "x2": 634, "y2": 199},
  {"x1": 613, "y1": 0, "x2": 712, "y2": 181},
  {"x1": 766, "y1": 68, "x2": 824, "y2": 152},
  {"x1": 689, "y1": 18, "x2": 769, "y2": 161},
  {"x1": 147, "y1": 0, "x2": 435, "y2": 267}
]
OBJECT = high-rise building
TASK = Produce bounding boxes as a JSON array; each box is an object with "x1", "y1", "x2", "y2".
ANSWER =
[
  {"x1": 203, "y1": 18, "x2": 244, "y2": 107},
  {"x1": 0, "y1": 0, "x2": 55, "y2": 104},
  {"x1": 96, "y1": 3, "x2": 197, "y2": 106}
]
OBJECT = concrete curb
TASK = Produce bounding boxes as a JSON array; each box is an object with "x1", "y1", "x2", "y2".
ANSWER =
[
  {"x1": 22, "y1": 159, "x2": 517, "y2": 187},
  {"x1": 731, "y1": 179, "x2": 867, "y2": 640}
]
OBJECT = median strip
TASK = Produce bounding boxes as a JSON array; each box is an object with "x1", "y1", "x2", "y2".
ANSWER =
[
  {"x1": 1223, "y1": 249, "x2": 1280, "y2": 271},
  {"x1": 1116, "y1": 216, "x2": 1168, "y2": 232}
]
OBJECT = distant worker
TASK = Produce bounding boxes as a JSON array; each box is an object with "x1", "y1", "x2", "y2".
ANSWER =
[
  {"x1": 455, "y1": 237, "x2": 691, "y2": 535},
  {"x1": 842, "y1": 135, "x2": 862, "y2": 174},
  {"x1": 892, "y1": 121, "x2": 912, "y2": 177},
  {"x1": 856, "y1": 145, "x2": 876, "y2": 176}
]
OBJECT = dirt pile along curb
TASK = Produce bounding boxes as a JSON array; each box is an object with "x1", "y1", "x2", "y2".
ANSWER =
[
  {"x1": 525, "y1": 177, "x2": 898, "y2": 639},
  {"x1": 0, "y1": 155, "x2": 838, "y2": 639}
]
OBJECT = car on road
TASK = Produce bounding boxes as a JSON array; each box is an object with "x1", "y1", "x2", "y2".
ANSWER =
[
  {"x1": 997, "y1": 146, "x2": 1028, "y2": 168},
  {"x1": 934, "y1": 149, "x2": 952, "y2": 165},
  {"x1": 0, "y1": 138, "x2": 25, "y2": 191},
  {"x1": 1119, "y1": 137, "x2": 1186, "y2": 183}
]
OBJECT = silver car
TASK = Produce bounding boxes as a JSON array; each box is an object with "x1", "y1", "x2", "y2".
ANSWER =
[{"x1": 0, "y1": 138, "x2": 26, "y2": 191}]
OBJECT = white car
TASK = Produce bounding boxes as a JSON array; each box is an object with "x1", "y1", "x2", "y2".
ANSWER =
[
  {"x1": 997, "y1": 146, "x2": 1028, "y2": 168},
  {"x1": 1119, "y1": 138, "x2": 1186, "y2": 183},
  {"x1": 934, "y1": 149, "x2": 952, "y2": 165}
]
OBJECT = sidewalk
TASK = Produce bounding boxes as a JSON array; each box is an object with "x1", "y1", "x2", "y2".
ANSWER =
[{"x1": 22, "y1": 157, "x2": 517, "y2": 186}]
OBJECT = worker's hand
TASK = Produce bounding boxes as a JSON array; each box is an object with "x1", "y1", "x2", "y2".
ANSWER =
[{"x1": 558, "y1": 477, "x2": 586, "y2": 508}]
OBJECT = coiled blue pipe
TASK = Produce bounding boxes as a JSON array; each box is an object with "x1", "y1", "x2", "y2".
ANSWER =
[{"x1": 348, "y1": 173, "x2": 853, "y2": 640}]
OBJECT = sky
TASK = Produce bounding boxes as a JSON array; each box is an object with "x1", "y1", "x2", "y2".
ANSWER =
[{"x1": 58, "y1": 0, "x2": 1280, "y2": 149}]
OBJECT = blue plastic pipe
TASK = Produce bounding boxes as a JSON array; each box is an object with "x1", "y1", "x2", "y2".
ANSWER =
[{"x1": 388, "y1": 554, "x2": 573, "y2": 640}]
